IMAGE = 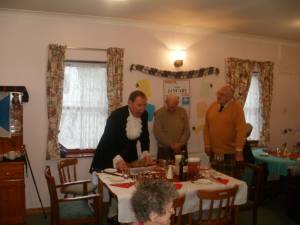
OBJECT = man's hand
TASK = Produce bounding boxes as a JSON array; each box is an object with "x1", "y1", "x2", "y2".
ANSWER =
[
  {"x1": 170, "y1": 142, "x2": 183, "y2": 154},
  {"x1": 116, "y1": 159, "x2": 128, "y2": 171},
  {"x1": 205, "y1": 146, "x2": 212, "y2": 156},
  {"x1": 144, "y1": 155, "x2": 155, "y2": 166},
  {"x1": 235, "y1": 151, "x2": 244, "y2": 162}
]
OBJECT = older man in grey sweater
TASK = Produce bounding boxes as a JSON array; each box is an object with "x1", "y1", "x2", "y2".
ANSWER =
[{"x1": 153, "y1": 94, "x2": 190, "y2": 160}]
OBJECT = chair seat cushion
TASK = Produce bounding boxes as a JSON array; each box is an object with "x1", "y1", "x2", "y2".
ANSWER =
[
  {"x1": 61, "y1": 181, "x2": 97, "y2": 195},
  {"x1": 59, "y1": 200, "x2": 94, "y2": 219}
]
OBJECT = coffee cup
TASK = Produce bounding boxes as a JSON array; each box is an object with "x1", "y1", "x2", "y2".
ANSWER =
[{"x1": 7, "y1": 151, "x2": 17, "y2": 160}]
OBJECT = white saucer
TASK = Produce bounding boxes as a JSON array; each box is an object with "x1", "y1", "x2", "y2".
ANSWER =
[
  {"x1": 260, "y1": 152, "x2": 269, "y2": 157},
  {"x1": 193, "y1": 179, "x2": 213, "y2": 185},
  {"x1": 104, "y1": 168, "x2": 117, "y2": 173},
  {"x1": 109, "y1": 177, "x2": 125, "y2": 183}
]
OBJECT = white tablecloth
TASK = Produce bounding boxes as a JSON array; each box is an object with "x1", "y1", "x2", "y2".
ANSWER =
[{"x1": 97, "y1": 170, "x2": 247, "y2": 223}]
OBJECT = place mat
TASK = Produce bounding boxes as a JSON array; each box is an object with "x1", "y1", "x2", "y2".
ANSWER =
[
  {"x1": 264, "y1": 149, "x2": 300, "y2": 159},
  {"x1": 110, "y1": 182, "x2": 135, "y2": 188}
]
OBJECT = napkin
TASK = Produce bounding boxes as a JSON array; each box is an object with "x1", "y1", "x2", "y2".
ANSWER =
[
  {"x1": 289, "y1": 153, "x2": 300, "y2": 159},
  {"x1": 110, "y1": 182, "x2": 135, "y2": 188},
  {"x1": 173, "y1": 183, "x2": 183, "y2": 190},
  {"x1": 211, "y1": 177, "x2": 229, "y2": 185}
]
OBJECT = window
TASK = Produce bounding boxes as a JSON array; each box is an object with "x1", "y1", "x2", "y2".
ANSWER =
[
  {"x1": 58, "y1": 61, "x2": 108, "y2": 157},
  {"x1": 244, "y1": 73, "x2": 262, "y2": 140}
]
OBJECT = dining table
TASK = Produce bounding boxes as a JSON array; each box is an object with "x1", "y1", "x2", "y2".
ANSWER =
[
  {"x1": 253, "y1": 148, "x2": 300, "y2": 179},
  {"x1": 97, "y1": 166, "x2": 248, "y2": 224}
]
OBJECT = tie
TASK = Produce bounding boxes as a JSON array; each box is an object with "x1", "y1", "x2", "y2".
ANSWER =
[{"x1": 219, "y1": 104, "x2": 224, "y2": 112}]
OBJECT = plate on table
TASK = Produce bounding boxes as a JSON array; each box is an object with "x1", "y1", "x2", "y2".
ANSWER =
[
  {"x1": 260, "y1": 152, "x2": 269, "y2": 157},
  {"x1": 199, "y1": 165, "x2": 210, "y2": 170},
  {"x1": 108, "y1": 177, "x2": 126, "y2": 183},
  {"x1": 104, "y1": 168, "x2": 117, "y2": 173},
  {"x1": 192, "y1": 178, "x2": 213, "y2": 185}
]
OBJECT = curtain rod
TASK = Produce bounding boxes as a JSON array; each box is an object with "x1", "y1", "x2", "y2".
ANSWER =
[{"x1": 67, "y1": 47, "x2": 107, "y2": 52}]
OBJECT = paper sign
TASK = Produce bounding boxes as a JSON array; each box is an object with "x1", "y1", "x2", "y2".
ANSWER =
[
  {"x1": 136, "y1": 79, "x2": 151, "y2": 97},
  {"x1": 146, "y1": 104, "x2": 155, "y2": 122},
  {"x1": 0, "y1": 92, "x2": 11, "y2": 137},
  {"x1": 199, "y1": 82, "x2": 211, "y2": 98},
  {"x1": 163, "y1": 79, "x2": 190, "y2": 116},
  {"x1": 197, "y1": 101, "x2": 208, "y2": 119}
]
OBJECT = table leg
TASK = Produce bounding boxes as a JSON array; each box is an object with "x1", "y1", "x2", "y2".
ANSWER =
[
  {"x1": 98, "y1": 178, "x2": 104, "y2": 225},
  {"x1": 233, "y1": 205, "x2": 239, "y2": 225}
]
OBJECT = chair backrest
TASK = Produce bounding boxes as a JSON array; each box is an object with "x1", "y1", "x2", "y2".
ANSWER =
[
  {"x1": 243, "y1": 163, "x2": 263, "y2": 206},
  {"x1": 196, "y1": 185, "x2": 238, "y2": 225},
  {"x1": 44, "y1": 166, "x2": 59, "y2": 216},
  {"x1": 57, "y1": 158, "x2": 78, "y2": 184},
  {"x1": 171, "y1": 195, "x2": 185, "y2": 225},
  {"x1": 45, "y1": 165, "x2": 100, "y2": 225}
]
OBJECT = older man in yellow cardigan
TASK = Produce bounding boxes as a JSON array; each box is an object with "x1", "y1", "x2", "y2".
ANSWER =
[{"x1": 204, "y1": 85, "x2": 246, "y2": 178}]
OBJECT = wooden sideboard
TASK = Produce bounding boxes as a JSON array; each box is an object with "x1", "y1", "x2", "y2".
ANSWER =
[
  {"x1": 0, "y1": 160, "x2": 25, "y2": 225},
  {"x1": 0, "y1": 89, "x2": 26, "y2": 224}
]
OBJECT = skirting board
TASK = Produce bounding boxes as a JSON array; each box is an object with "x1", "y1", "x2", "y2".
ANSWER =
[{"x1": 26, "y1": 207, "x2": 50, "y2": 215}]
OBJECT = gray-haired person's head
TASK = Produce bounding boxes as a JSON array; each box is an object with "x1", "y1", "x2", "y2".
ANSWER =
[{"x1": 131, "y1": 180, "x2": 178, "y2": 222}]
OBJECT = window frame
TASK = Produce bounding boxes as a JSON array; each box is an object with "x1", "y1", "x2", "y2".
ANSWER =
[{"x1": 59, "y1": 59, "x2": 107, "y2": 158}]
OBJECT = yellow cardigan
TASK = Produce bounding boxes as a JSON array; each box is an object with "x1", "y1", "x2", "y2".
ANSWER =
[{"x1": 203, "y1": 100, "x2": 246, "y2": 154}]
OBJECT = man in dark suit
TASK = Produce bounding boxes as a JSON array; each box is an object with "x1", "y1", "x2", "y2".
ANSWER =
[
  {"x1": 90, "y1": 90, "x2": 154, "y2": 172},
  {"x1": 90, "y1": 90, "x2": 154, "y2": 225}
]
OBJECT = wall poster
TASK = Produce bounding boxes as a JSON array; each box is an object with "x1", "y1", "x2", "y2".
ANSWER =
[
  {"x1": 0, "y1": 92, "x2": 23, "y2": 137},
  {"x1": 163, "y1": 79, "x2": 190, "y2": 116}
]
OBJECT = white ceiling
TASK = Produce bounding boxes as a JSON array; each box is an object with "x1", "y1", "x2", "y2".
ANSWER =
[{"x1": 1, "y1": 0, "x2": 300, "y2": 44}]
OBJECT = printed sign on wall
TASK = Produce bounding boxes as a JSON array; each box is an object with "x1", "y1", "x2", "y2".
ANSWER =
[{"x1": 163, "y1": 79, "x2": 190, "y2": 116}]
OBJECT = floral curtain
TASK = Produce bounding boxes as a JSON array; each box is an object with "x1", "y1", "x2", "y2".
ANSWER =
[
  {"x1": 225, "y1": 58, "x2": 254, "y2": 106},
  {"x1": 225, "y1": 57, "x2": 274, "y2": 146},
  {"x1": 46, "y1": 44, "x2": 66, "y2": 159},
  {"x1": 107, "y1": 48, "x2": 124, "y2": 113},
  {"x1": 257, "y1": 61, "x2": 274, "y2": 146}
]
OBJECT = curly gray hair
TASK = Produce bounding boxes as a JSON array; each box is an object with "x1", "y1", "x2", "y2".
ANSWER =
[{"x1": 131, "y1": 180, "x2": 178, "y2": 222}]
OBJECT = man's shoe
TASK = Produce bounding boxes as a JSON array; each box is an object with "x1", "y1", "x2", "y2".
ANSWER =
[{"x1": 107, "y1": 216, "x2": 120, "y2": 225}]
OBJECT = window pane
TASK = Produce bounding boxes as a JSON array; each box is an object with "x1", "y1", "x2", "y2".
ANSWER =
[
  {"x1": 244, "y1": 74, "x2": 262, "y2": 140},
  {"x1": 58, "y1": 62, "x2": 108, "y2": 149}
]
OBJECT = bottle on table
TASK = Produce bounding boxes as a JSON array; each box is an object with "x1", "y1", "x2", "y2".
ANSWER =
[
  {"x1": 179, "y1": 149, "x2": 188, "y2": 181},
  {"x1": 174, "y1": 154, "x2": 182, "y2": 176}
]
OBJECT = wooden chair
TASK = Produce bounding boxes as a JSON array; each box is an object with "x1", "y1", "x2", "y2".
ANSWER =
[
  {"x1": 286, "y1": 167, "x2": 300, "y2": 223},
  {"x1": 196, "y1": 185, "x2": 238, "y2": 225},
  {"x1": 171, "y1": 195, "x2": 186, "y2": 225},
  {"x1": 45, "y1": 166, "x2": 100, "y2": 225},
  {"x1": 239, "y1": 163, "x2": 264, "y2": 225},
  {"x1": 57, "y1": 158, "x2": 97, "y2": 197}
]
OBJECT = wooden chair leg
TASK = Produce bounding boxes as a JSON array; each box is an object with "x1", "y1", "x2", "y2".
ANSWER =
[
  {"x1": 233, "y1": 205, "x2": 239, "y2": 225},
  {"x1": 253, "y1": 207, "x2": 257, "y2": 225},
  {"x1": 187, "y1": 213, "x2": 193, "y2": 225}
]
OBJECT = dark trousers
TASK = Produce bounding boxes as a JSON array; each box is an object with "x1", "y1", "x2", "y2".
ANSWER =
[
  {"x1": 157, "y1": 145, "x2": 187, "y2": 161},
  {"x1": 210, "y1": 153, "x2": 243, "y2": 178}
]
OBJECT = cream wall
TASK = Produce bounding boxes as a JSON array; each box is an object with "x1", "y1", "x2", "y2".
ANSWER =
[{"x1": 1, "y1": 10, "x2": 300, "y2": 209}]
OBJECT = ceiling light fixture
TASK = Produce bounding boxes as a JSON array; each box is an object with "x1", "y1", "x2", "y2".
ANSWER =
[{"x1": 170, "y1": 50, "x2": 186, "y2": 67}]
